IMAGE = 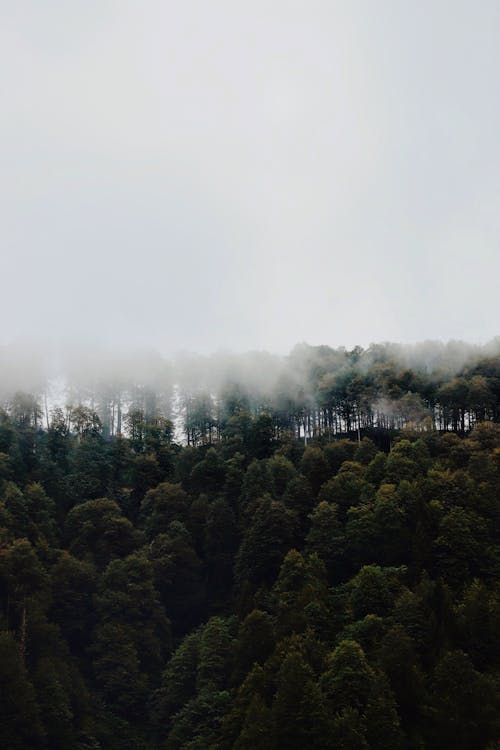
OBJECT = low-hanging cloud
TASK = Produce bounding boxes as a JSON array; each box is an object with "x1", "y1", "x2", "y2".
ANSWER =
[{"x1": 1, "y1": 2, "x2": 499, "y2": 354}]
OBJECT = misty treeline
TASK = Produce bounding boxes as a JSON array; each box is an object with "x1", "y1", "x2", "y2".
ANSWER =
[
  {"x1": 1, "y1": 339, "x2": 499, "y2": 445},
  {"x1": 0, "y1": 338, "x2": 499, "y2": 749}
]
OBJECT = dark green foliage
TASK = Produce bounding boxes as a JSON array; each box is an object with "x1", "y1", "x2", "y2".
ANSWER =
[
  {"x1": 376, "y1": 624, "x2": 424, "y2": 726},
  {"x1": 270, "y1": 649, "x2": 325, "y2": 749},
  {"x1": 305, "y1": 500, "x2": 345, "y2": 580},
  {"x1": 0, "y1": 631, "x2": 45, "y2": 749},
  {"x1": 349, "y1": 565, "x2": 394, "y2": 619},
  {"x1": 49, "y1": 552, "x2": 97, "y2": 653},
  {"x1": 205, "y1": 496, "x2": 238, "y2": 605},
  {"x1": 433, "y1": 506, "x2": 489, "y2": 585},
  {"x1": 319, "y1": 461, "x2": 374, "y2": 518},
  {"x1": 320, "y1": 639, "x2": 373, "y2": 712},
  {"x1": 91, "y1": 622, "x2": 149, "y2": 716},
  {"x1": 65, "y1": 434, "x2": 112, "y2": 503},
  {"x1": 455, "y1": 579, "x2": 500, "y2": 669},
  {"x1": 324, "y1": 439, "x2": 358, "y2": 475},
  {"x1": 282, "y1": 473, "x2": 314, "y2": 537},
  {"x1": 155, "y1": 629, "x2": 200, "y2": 721},
  {"x1": 300, "y1": 446, "x2": 329, "y2": 495},
  {"x1": 140, "y1": 481, "x2": 189, "y2": 539},
  {"x1": 147, "y1": 523, "x2": 205, "y2": 636},
  {"x1": 321, "y1": 640, "x2": 403, "y2": 749},
  {"x1": 33, "y1": 656, "x2": 76, "y2": 749},
  {"x1": 2, "y1": 481, "x2": 31, "y2": 537},
  {"x1": 164, "y1": 690, "x2": 231, "y2": 750},
  {"x1": 94, "y1": 553, "x2": 171, "y2": 677},
  {"x1": 238, "y1": 459, "x2": 273, "y2": 520},
  {"x1": 235, "y1": 495, "x2": 297, "y2": 588},
  {"x1": 65, "y1": 497, "x2": 141, "y2": 568},
  {"x1": 426, "y1": 650, "x2": 500, "y2": 750},
  {"x1": 354, "y1": 437, "x2": 379, "y2": 465},
  {"x1": 189, "y1": 447, "x2": 226, "y2": 496},
  {"x1": 232, "y1": 610, "x2": 274, "y2": 683},
  {"x1": 271, "y1": 549, "x2": 329, "y2": 637},
  {"x1": 0, "y1": 373, "x2": 499, "y2": 749}
]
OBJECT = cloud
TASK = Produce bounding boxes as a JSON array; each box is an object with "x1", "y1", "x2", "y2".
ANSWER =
[{"x1": 1, "y1": 1, "x2": 499, "y2": 353}]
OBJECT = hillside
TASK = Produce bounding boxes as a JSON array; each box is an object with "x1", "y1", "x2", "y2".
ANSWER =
[{"x1": 0, "y1": 344, "x2": 499, "y2": 749}]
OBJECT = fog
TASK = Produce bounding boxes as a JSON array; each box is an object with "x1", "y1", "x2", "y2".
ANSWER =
[
  {"x1": 1, "y1": 337, "x2": 499, "y2": 408},
  {"x1": 1, "y1": 1, "x2": 499, "y2": 355}
]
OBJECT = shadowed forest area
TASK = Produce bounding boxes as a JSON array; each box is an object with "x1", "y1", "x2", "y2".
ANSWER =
[{"x1": 0, "y1": 340, "x2": 499, "y2": 749}]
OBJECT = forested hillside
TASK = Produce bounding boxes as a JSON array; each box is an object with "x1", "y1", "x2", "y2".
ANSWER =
[{"x1": 0, "y1": 341, "x2": 499, "y2": 749}]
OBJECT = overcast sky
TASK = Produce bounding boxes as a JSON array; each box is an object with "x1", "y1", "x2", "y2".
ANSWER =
[{"x1": 1, "y1": 0, "x2": 499, "y2": 355}]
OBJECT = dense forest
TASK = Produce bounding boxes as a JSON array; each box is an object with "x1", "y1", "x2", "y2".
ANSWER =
[{"x1": 0, "y1": 340, "x2": 499, "y2": 749}]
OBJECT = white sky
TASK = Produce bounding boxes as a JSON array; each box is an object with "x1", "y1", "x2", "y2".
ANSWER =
[{"x1": 1, "y1": 0, "x2": 499, "y2": 355}]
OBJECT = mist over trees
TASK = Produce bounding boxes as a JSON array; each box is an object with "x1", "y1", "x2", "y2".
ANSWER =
[
  {"x1": 1, "y1": 338, "x2": 499, "y2": 443},
  {"x1": 0, "y1": 338, "x2": 499, "y2": 749}
]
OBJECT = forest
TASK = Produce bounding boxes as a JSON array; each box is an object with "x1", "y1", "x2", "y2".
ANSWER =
[{"x1": 0, "y1": 339, "x2": 499, "y2": 749}]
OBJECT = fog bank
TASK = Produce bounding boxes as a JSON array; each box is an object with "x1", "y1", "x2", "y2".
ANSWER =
[{"x1": 2, "y1": 1, "x2": 499, "y2": 353}]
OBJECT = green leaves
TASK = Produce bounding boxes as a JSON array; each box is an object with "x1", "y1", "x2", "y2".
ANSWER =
[{"x1": 0, "y1": 376, "x2": 499, "y2": 749}]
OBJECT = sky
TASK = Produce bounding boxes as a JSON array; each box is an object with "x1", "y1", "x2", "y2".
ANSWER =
[{"x1": 1, "y1": 0, "x2": 499, "y2": 356}]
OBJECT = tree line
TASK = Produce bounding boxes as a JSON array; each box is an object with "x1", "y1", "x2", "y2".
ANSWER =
[
  {"x1": 0, "y1": 340, "x2": 499, "y2": 748},
  {"x1": 3, "y1": 340, "x2": 498, "y2": 446}
]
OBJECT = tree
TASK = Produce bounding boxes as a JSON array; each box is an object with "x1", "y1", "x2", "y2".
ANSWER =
[
  {"x1": 23, "y1": 482, "x2": 57, "y2": 544},
  {"x1": 384, "y1": 441, "x2": 423, "y2": 484},
  {"x1": 248, "y1": 414, "x2": 275, "y2": 459},
  {"x1": 268, "y1": 454, "x2": 297, "y2": 498},
  {"x1": 272, "y1": 550, "x2": 328, "y2": 637},
  {"x1": 232, "y1": 694, "x2": 273, "y2": 750},
  {"x1": 65, "y1": 498, "x2": 141, "y2": 568},
  {"x1": 140, "y1": 481, "x2": 189, "y2": 540},
  {"x1": 205, "y1": 496, "x2": 239, "y2": 605},
  {"x1": 94, "y1": 552, "x2": 171, "y2": 678},
  {"x1": 426, "y1": 650, "x2": 500, "y2": 750},
  {"x1": 305, "y1": 501, "x2": 345, "y2": 580},
  {"x1": 49, "y1": 551, "x2": 96, "y2": 653},
  {"x1": 239, "y1": 460, "x2": 273, "y2": 521},
  {"x1": 147, "y1": 522, "x2": 205, "y2": 635},
  {"x1": 33, "y1": 656, "x2": 75, "y2": 749},
  {"x1": 222, "y1": 452, "x2": 245, "y2": 510},
  {"x1": 319, "y1": 462, "x2": 373, "y2": 518},
  {"x1": 455, "y1": 579, "x2": 500, "y2": 670},
  {"x1": 235, "y1": 496, "x2": 297, "y2": 590},
  {"x1": 349, "y1": 565, "x2": 394, "y2": 619},
  {"x1": 376, "y1": 624, "x2": 424, "y2": 727},
  {"x1": 164, "y1": 690, "x2": 231, "y2": 750},
  {"x1": 321, "y1": 640, "x2": 402, "y2": 750},
  {"x1": 433, "y1": 506, "x2": 489, "y2": 586},
  {"x1": 65, "y1": 433, "x2": 112, "y2": 503},
  {"x1": 196, "y1": 616, "x2": 234, "y2": 693},
  {"x1": 222, "y1": 664, "x2": 273, "y2": 750},
  {"x1": 0, "y1": 631, "x2": 44, "y2": 749},
  {"x1": 91, "y1": 622, "x2": 149, "y2": 718},
  {"x1": 2, "y1": 481, "x2": 31, "y2": 538},
  {"x1": 282, "y1": 474, "x2": 314, "y2": 537},
  {"x1": 300, "y1": 447, "x2": 329, "y2": 495},
  {"x1": 324, "y1": 439, "x2": 357, "y2": 475},
  {"x1": 0, "y1": 539, "x2": 49, "y2": 655},
  {"x1": 271, "y1": 650, "x2": 325, "y2": 750},
  {"x1": 232, "y1": 610, "x2": 275, "y2": 685},
  {"x1": 371, "y1": 484, "x2": 409, "y2": 566},
  {"x1": 153, "y1": 629, "x2": 200, "y2": 727},
  {"x1": 189, "y1": 447, "x2": 226, "y2": 496},
  {"x1": 354, "y1": 438, "x2": 379, "y2": 465},
  {"x1": 320, "y1": 640, "x2": 373, "y2": 713}
]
